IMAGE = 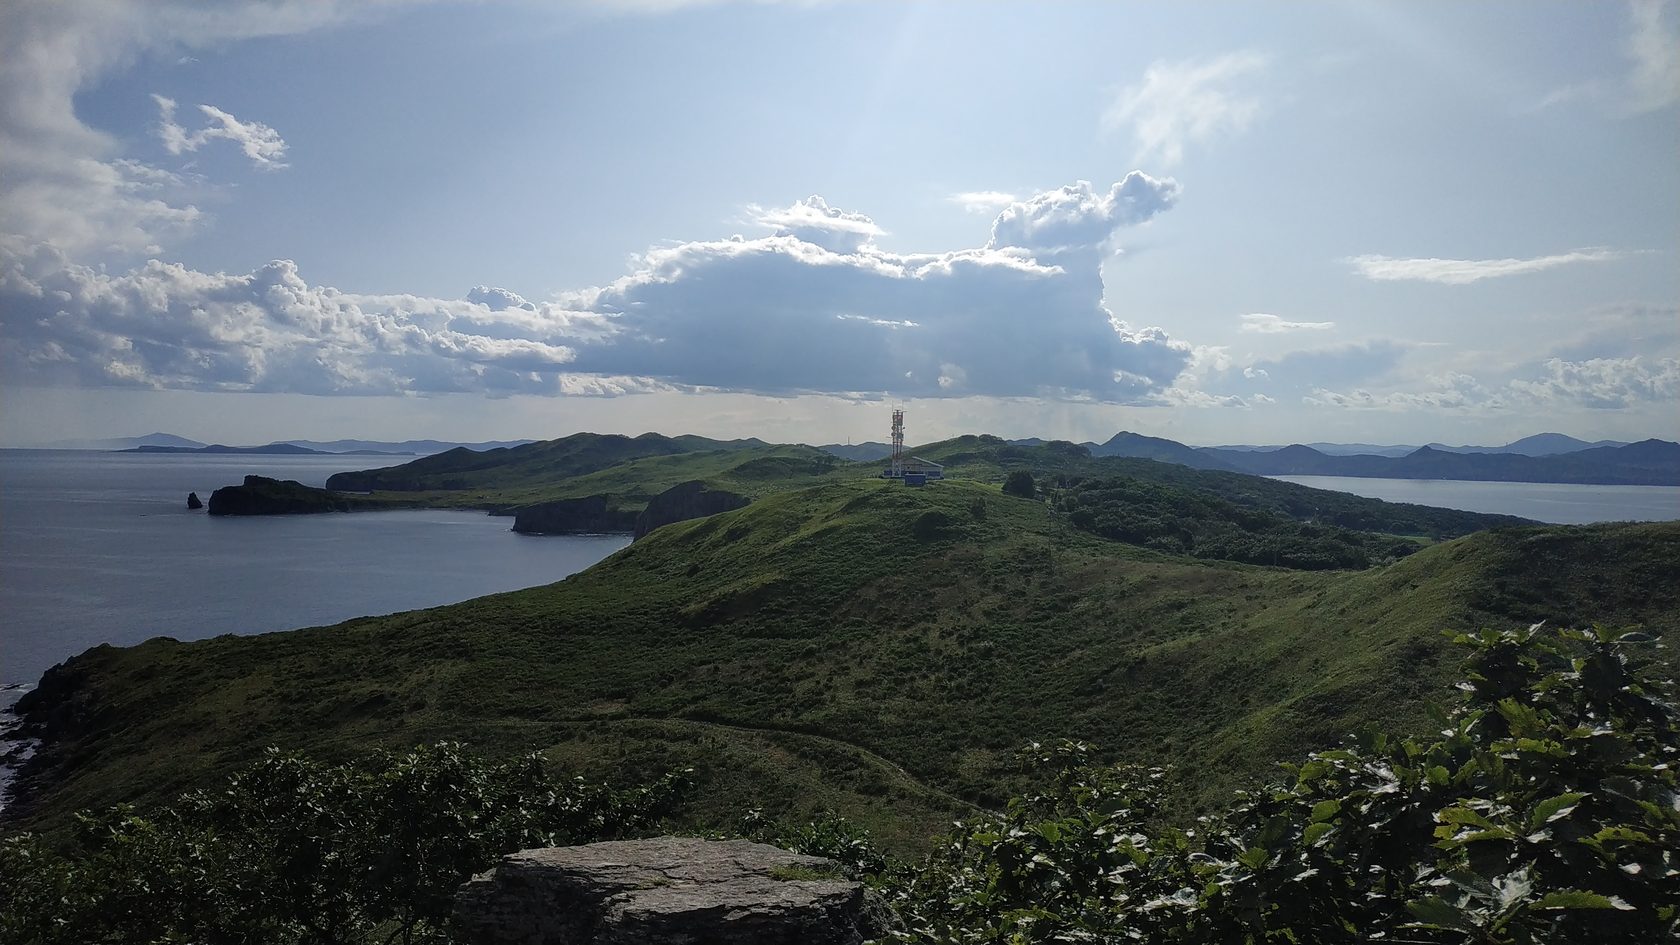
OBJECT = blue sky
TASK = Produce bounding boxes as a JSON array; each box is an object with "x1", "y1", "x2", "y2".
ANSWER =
[{"x1": 1, "y1": 0, "x2": 1675, "y2": 448}]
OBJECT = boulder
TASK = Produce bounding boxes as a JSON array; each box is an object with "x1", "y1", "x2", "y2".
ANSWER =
[
  {"x1": 453, "y1": 836, "x2": 889, "y2": 945},
  {"x1": 632, "y1": 481, "x2": 750, "y2": 541},
  {"x1": 186, "y1": 492, "x2": 202, "y2": 509}
]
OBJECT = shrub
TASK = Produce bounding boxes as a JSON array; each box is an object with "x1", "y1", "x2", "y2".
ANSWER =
[
  {"x1": 0, "y1": 745, "x2": 691, "y2": 944},
  {"x1": 1002, "y1": 471, "x2": 1036, "y2": 499},
  {"x1": 874, "y1": 624, "x2": 1678, "y2": 944}
]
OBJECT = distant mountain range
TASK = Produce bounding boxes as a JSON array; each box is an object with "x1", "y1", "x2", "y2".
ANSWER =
[
  {"x1": 810, "y1": 432, "x2": 1677, "y2": 486},
  {"x1": 43, "y1": 433, "x2": 536, "y2": 455},
  {"x1": 816, "y1": 442, "x2": 894, "y2": 461},
  {"x1": 1209, "y1": 433, "x2": 1629, "y2": 458},
  {"x1": 1068, "y1": 433, "x2": 1675, "y2": 486},
  {"x1": 1194, "y1": 440, "x2": 1679, "y2": 485}
]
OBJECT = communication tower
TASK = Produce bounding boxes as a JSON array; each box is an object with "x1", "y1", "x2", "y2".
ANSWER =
[{"x1": 890, "y1": 408, "x2": 905, "y2": 479}]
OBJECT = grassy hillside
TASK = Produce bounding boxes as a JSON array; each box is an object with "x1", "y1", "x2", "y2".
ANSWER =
[
  {"x1": 282, "y1": 432, "x2": 1523, "y2": 554},
  {"x1": 12, "y1": 479, "x2": 1675, "y2": 854},
  {"x1": 321, "y1": 432, "x2": 777, "y2": 493}
]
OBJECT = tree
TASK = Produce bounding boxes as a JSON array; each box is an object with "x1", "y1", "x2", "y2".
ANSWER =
[{"x1": 1002, "y1": 471, "x2": 1035, "y2": 498}]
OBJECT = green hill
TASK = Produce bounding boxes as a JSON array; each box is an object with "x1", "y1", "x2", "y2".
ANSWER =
[
  {"x1": 321, "y1": 432, "x2": 775, "y2": 493},
  {"x1": 296, "y1": 431, "x2": 1523, "y2": 557},
  {"x1": 12, "y1": 479, "x2": 1675, "y2": 853}
]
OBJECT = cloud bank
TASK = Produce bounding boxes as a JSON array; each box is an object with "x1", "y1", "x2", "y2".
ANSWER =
[{"x1": 1, "y1": 175, "x2": 1194, "y2": 402}]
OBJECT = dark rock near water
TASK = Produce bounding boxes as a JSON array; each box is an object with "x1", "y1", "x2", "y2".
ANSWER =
[
  {"x1": 633, "y1": 481, "x2": 750, "y2": 541},
  {"x1": 186, "y1": 492, "x2": 202, "y2": 510},
  {"x1": 453, "y1": 836, "x2": 889, "y2": 945},
  {"x1": 207, "y1": 476, "x2": 353, "y2": 516},
  {"x1": 511, "y1": 495, "x2": 638, "y2": 535}
]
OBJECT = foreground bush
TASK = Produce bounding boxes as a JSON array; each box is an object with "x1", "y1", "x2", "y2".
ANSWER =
[
  {"x1": 876, "y1": 625, "x2": 1677, "y2": 944},
  {"x1": 0, "y1": 744, "x2": 690, "y2": 945}
]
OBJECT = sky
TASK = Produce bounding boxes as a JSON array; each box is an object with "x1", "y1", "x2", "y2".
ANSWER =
[{"x1": 1, "y1": 0, "x2": 1676, "y2": 449}]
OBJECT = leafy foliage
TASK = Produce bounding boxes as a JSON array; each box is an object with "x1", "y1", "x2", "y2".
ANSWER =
[
  {"x1": 872, "y1": 626, "x2": 1678, "y2": 944},
  {"x1": 1001, "y1": 471, "x2": 1036, "y2": 499},
  {"x1": 0, "y1": 743, "x2": 690, "y2": 945}
]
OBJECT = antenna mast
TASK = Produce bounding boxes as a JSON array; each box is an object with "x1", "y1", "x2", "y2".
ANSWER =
[{"x1": 890, "y1": 408, "x2": 905, "y2": 479}]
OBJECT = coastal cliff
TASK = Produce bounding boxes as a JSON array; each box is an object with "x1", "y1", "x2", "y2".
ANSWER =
[
  {"x1": 633, "y1": 480, "x2": 750, "y2": 540},
  {"x1": 207, "y1": 476, "x2": 356, "y2": 515},
  {"x1": 511, "y1": 495, "x2": 638, "y2": 534}
]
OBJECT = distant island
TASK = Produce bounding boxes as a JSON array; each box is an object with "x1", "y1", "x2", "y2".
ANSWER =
[
  {"x1": 39, "y1": 431, "x2": 537, "y2": 454},
  {"x1": 123, "y1": 444, "x2": 409, "y2": 456}
]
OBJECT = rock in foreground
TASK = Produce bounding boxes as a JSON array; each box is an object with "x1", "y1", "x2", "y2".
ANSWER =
[{"x1": 454, "y1": 836, "x2": 889, "y2": 945}]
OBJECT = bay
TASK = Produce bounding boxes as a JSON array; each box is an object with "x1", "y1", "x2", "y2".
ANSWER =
[
  {"x1": 1270, "y1": 475, "x2": 1680, "y2": 525},
  {"x1": 0, "y1": 450, "x2": 628, "y2": 686}
]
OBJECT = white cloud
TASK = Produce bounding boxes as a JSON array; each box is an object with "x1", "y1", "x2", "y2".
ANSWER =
[
  {"x1": 1345, "y1": 248, "x2": 1624, "y2": 285},
  {"x1": 1626, "y1": 0, "x2": 1680, "y2": 112},
  {"x1": 0, "y1": 1, "x2": 375, "y2": 255},
  {"x1": 1158, "y1": 387, "x2": 1255, "y2": 408},
  {"x1": 0, "y1": 180, "x2": 1196, "y2": 402},
  {"x1": 466, "y1": 285, "x2": 536, "y2": 311},
  {"x1": 1302, "y1": 354, "x2": 1678, "y2": 413},
  {"x1": 947, "y1": 191, "x2": 1018, "y2": 214},
  {"x1": 987, "y1": 173, "x2": 1179, "y2": 255},
  {"x1": 1304, "y1": 373, "x2": 1501, "y2": 412},
  {"x1": 1509, "y1": 356, "x2": 1679, "y2": 409},
  {"x1": 1103, "y1": 52, "x2": 1268, "y2": 167},
  {"x1": 746, "y1": 195, "x2": 884, "y2": 254},
  {"x1": 0, "y1": 236, "x2": 611, "y2": 396},
  {"x1": 1239, "y1": 313, "x2": 1334, "y2": 333},
  {"x1": 153, "y1": 94, "x2": 289, "y2": 169},
  {"x1": 1534, "y1": 1, "x2": 1679, "y2": 114}
]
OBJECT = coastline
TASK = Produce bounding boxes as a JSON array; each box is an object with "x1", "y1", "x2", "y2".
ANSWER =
[{"x1": 0, "y1": 683, "x2": 39, "y2": 817}]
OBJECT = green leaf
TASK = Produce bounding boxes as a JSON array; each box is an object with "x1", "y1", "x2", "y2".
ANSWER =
[
  {"x1": 1529, "y1": 792, "x2": 1587, "y2": 830},
  {"x1": 1438, "y1": 807, "x2": 1495, "y2": 829},
  {"x1": 1309, "y1": 799, "x2": 1341, "y2": 823},
  {"x1": 1406, "y1": 896, "x2": 1476, "y2": 932},
  {"x1": 1303, "y1": 822, "x2": 1334, "y2": 846},
  {"x1": 1533, "y1": 890, "x2": 1636, "y2": 911}
]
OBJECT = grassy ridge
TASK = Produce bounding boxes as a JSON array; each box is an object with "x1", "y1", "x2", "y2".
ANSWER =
[
  {"x1": 301, "y1": 432, "x2": 1523, "y2": 557},
  {"x1": 13, "y1": 479, "x2": 1675, "y2": 852},
  {"x1": 321, "y1": 432, "x2": 776, "y2": 493}
]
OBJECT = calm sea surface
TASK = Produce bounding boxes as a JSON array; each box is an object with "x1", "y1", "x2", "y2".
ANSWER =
[
  {"x1": 0, "y1": 450, "x2": 629, "y2": 686},
  {"x1": 1271, "y1": 475, "x2": 1680, "y2": 525}
]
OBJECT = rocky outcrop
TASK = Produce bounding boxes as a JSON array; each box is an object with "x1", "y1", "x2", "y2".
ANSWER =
[
  {"x1": 186, "y1": 492, "x2": 202, "y2": 509},
  {"x1": 632, "y1": 481, "x2": 749, "y2": 541},
  {"x1": 207, "y1": 476, "x2": 354, "y2": 516},
  {"x1": 511, "y1": 495, "x2": 638, "y2": 535},
  {"x1": 453, "y1": 837, "x2": 889, "y2": 945}
]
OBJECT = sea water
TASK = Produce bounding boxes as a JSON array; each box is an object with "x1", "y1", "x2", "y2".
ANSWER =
[
  {"x1": 1269, "y1": 475, "x2": 1680, "y2": 525},
  {"x1": 0, "y1": 450, "x2": 629, "y2": 686}
]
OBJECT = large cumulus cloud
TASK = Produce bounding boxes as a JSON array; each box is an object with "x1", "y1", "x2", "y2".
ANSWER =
[
  {"x1": 1, "y1": 175, "x2": 1194, "y2": 402},
  {"x1": 0, "y1": 237, "x2": 605, "y2": 396}
]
